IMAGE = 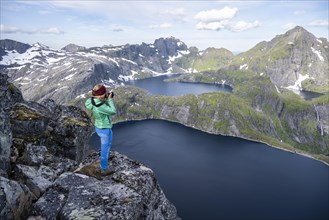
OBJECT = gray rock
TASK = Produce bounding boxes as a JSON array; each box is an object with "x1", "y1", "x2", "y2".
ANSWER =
[
  {"x1": 20, "y1": 144, "x2": 48, "y2": 166},
  {"x1": 0, "y1": 176, "x2": 33, "y2": 220},
  {"x1": 29, "y1": 151, "x2": 180, "y2": 220},
  {"x1": 0, "y1": 73, "x2": 24, "y2": 178},
  {"x1": 0, "y1": 39, "x2": 31, "y2": 54},
  {"x1": 61, "y1": 43, "x2": 86, "y2": 53},
  {"x1": 15, "y1": 164, "x2": 56, "y2": 198}
]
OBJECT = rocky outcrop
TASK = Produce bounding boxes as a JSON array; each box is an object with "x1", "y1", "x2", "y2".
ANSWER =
[
  {"x1": 0, "y1": 73, "x2": 180, "y2": 220},
  {"x1": 61, "y1": 43, "x2": 86, "y2": 53},
  {"x1": 30, "y1": 152, "x2": 179, "y2": 220}
]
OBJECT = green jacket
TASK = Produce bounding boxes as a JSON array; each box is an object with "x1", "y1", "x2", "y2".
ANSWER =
[{"x1": 85, "y1": 97, "x2": 116, "y2": 128}]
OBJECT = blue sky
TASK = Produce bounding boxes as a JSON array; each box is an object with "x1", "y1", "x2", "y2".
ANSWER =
[{"x1": 0, "y1": 0, "x2": 328, "y2": 52}]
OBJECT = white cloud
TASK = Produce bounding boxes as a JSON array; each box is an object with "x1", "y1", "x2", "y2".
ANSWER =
[
  {"x1": 148, "y1": 23, "x2": 172, "y2": 29},
  {"x1": 282, "y1": 22, "x2": 298, "y2": 29},
  {"x1": 163, "y1": 8, "x2": 186, "y2": 17},
  {"x1": 308, "y1": 20, "x2": 329, "y2": 27},
  {"x1": 163, "y1": 8, "x2": 188, "y2": 22},
  {"x1": 42, "y1": 27, "x2": 64, "y2": 34},
  {"x1": 195, "y1": 7, "x2": 238, "y2": 22},
  {"x1": 230, "y1": 20, "x2": 261, "y2": 32},
  {"x1": 0, "y1": 24, "x2": 64, "y2": 35},
  {"x1": 0, "y1": 24, "x2": 19, "y2": 33},
  {"x1": 196, "y1": 20, "x2": 229, "y2": 31},
  {"x1": 194, "y1": 6, "x2": 260, "y2": 32}
]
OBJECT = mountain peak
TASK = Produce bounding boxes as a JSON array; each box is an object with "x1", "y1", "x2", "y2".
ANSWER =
[
  {"x1": 61, "y1": 43, "x2": 86, "y2": 52},
  {"x1": 0, "y1": 39, "x2": 31, "y2": 54},
  {"x1": 286, "y1": 25, "x2": 310, "y2": 35},
  {"x1": 290, "y1": 25, "x2": 306, "y2": 32},
  {"x1": 284, "y1": 26, "x2": 316, "y2": 39}
]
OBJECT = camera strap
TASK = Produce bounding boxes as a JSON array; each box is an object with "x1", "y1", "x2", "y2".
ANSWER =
[{"x1": 91, "y1": 97, "x2": 105, "y2": 107}]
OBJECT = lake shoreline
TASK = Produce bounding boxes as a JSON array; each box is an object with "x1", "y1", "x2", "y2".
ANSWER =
[{"x1": 113, "y1": 118, "x2": 329, "y2": 167}]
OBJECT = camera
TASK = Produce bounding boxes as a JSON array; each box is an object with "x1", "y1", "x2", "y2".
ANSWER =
[{"x1": 105, "y1": 91, "x2": 114, "y2": 99}]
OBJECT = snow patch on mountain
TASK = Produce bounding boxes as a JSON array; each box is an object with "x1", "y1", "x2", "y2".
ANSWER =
[
  {"x1": 311, "y1": 47, "x2": 324, "y2": 61},
  {"x1": 285, "y1": 74, "x2": 310, "y2": 91},
  {"x1": 240, "y1": 63, "x2": 248, "y2": 70}
]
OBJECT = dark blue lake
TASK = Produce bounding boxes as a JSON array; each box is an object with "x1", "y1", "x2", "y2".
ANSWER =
[
  {"x1": 298, "y1": 90, "x2": 324, "y2": 100},
  {"x1": 125, "y1": 74, "x2": 233, "y2": 96},
  {"x1": 90, "y1": 120, "x2": 329, "y2": 220}
]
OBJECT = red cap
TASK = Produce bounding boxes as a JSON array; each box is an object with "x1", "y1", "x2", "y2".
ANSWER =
[{"x1": 92, "y1": 85, "x2": 106, "y2": 96}]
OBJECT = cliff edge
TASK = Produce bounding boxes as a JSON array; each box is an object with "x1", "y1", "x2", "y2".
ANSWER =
[{"x1": 0, "y1": 73, "x2": 180, "y2": 220}]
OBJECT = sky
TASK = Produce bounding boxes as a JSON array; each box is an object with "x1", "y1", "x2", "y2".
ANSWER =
[{"x1": 0, "y1": 0, "x2": 328, "y2": 52}]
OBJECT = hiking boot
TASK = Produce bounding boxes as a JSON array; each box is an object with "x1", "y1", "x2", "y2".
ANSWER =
[{"x1": 101, "y1": 168, "x2": 115, "y2": 176}]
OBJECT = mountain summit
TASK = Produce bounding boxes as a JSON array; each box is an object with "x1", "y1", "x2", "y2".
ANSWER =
[{"x1": 234, "y1": 26, "x2": 328, "y2": 93}]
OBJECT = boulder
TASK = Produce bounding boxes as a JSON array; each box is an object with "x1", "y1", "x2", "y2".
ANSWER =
[{"x1": 0, "y1": 176, "x2": 33, "y2": 219}]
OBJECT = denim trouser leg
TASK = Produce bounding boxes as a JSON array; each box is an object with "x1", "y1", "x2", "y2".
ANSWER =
[{"x1": 95, "y1": 128, "x2": 113, "y2": 170}]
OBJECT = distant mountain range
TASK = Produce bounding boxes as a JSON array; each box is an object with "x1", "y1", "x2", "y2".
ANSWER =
[
  {"x1": 0, "y1": 26, "x2": 328, "y2": 104},
  {"x1": 0, "y1": 37, "x2": 189, "y2": 103}
]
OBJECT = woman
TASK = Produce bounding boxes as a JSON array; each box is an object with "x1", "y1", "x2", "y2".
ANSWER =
[{"x1": 85, "y1": 84, "x2": 116, "y2": 176}]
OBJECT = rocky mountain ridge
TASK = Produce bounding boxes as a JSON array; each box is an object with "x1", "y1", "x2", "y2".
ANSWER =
[
  {"x1": 172, "y1": 26, "x2": 328, "y2": 95},
  {"x1": 0, "y1": 73, "x2": 180, "y2": 219},
  {"x1": 0, "y1": 37, "x2": 189, "y2": 104},
  {"x1": 1, "y1": 26, "x2": 327, "y2": 106},
  {"x1": 233, "y1": 26, "x2": 328, "y2": 93}
]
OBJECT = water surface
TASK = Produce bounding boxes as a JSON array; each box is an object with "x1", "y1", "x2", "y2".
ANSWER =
[
  {"x1": 90, "y1": 120, "x2": 329, "y2": 220},
  {"x1": 125, "y1": 74, "x2": 233, "y2": 96},
  {"x1": 298, "y1": 90, "x2": 324, "y2": 100}
]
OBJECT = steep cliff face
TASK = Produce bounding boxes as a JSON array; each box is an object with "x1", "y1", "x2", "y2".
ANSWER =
[
  {"x1": 0, "y1": 73, "x2": 180, "y2": 220},
  {"x1": 0, "y1": 73, "x2": 24, "y2": 178}
]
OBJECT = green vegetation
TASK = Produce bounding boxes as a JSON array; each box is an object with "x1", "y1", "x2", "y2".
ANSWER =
[
  {"x1": 173, "y1": 47, "x2": 234, "y2": 72},
  {"x1": 312, "y1": 93, "x2": 329, "y2": 105},
  {"x1": 193, "y1": 48, "x2": 233, "y2": 72},
  {"x1": 12, "y1": 105, "x2": 43, "y2": 121},
  {"x1": 133, "y1": 71, "x2": 154, "y2": 80},
  {"x1": 302, "y1": 79, "x2": 329, "y2": 93},
  {"x1": 62, "y1": 116, "x2": 89, "y2": 127},
  {"x1": 280, "y1": 89, "x2": 311, "y2": 112}
]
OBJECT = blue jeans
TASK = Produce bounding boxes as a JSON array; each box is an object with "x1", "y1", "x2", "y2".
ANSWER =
[{"x1": 95, "y1": 127, "x2": 113, "y2": 170}]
